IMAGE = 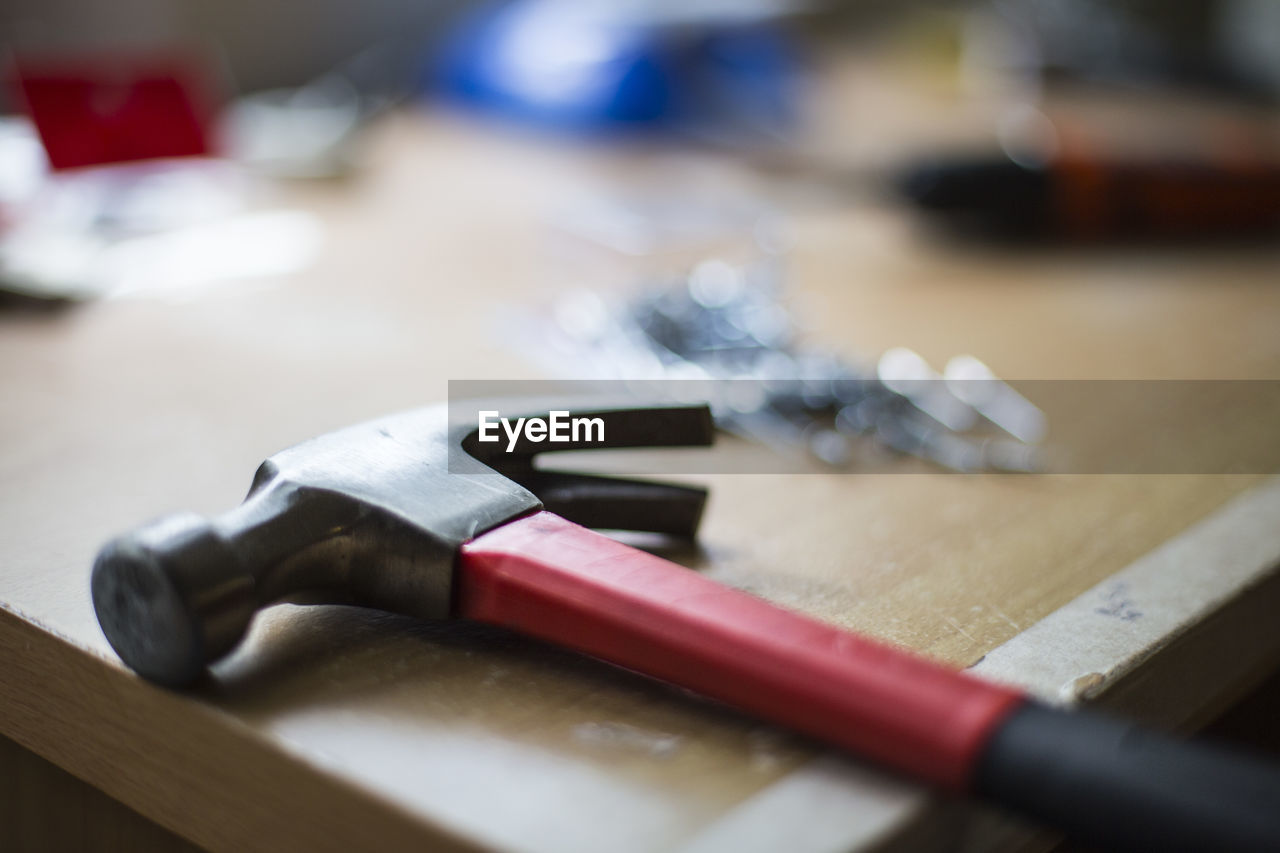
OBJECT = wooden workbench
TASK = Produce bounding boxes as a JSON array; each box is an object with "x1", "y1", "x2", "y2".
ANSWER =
[{"x1": 2, "y1": 63, "x2": 1279, "y2": 852}]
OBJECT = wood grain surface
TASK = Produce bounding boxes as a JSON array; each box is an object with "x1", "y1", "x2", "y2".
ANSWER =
[{"x1": 2, "y1": 57, "x2": 1279, "y2": 852}]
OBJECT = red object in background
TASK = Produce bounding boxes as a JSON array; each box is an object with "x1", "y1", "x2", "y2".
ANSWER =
[
  {"x1": 459, "y1": 511, "x2": 1026, "y2": 791},
  {"x1": 10, "y1": 52, "x2": 218, "y2": 170}
]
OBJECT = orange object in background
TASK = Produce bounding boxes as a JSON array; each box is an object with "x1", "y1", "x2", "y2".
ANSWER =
[
  {"x1": 899, "y1": 147, "x2": 1280, "y2": 243},
  {"x1": 1053, "y1": 152, "x2": 1280, "y2": 242}
]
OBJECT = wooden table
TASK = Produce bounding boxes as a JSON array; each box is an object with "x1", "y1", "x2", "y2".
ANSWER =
[{"x1": 3, "y1": 62, "x2": 1279, "y2": 852}]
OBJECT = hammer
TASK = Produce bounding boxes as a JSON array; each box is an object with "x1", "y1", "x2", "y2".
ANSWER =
[{"x1": 92, "y1": 401, "x2": 1280, "y2": 850}]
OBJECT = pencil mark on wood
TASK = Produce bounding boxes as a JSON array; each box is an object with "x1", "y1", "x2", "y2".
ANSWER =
[{"x1": 1095, "y1": 582, "x2": 1142, "y2": 622}]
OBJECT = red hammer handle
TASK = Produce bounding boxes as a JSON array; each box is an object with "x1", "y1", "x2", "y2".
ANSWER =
[{"x1": 458, "y1": 511, "x2": 1025, "y2": 790}]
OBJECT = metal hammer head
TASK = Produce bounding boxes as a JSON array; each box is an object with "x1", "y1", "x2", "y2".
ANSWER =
[{"x1": 91, "y1": 401, "x2": 713, "y2": 686}]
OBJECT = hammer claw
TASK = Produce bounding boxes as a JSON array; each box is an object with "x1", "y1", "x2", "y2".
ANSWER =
[{"x1": 527, "y1": 471, "x2": 707, "y2": 538}]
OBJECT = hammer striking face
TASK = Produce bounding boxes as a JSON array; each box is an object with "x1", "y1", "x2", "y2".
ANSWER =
[{"x1": 92, "y1": 401, "x2": 1280, "y2": 851}]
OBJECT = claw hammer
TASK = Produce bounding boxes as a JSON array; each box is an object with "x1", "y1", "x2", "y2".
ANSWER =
[{"x1": 92, "y1": 402, "x2": 1280, "y2": 850}]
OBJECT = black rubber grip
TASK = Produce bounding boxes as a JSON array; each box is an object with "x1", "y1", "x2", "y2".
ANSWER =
[{"x1": 975, "y1": 703, "x2": 1280, "y2": 851}]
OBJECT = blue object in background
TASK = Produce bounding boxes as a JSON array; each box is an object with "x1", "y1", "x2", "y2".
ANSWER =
[{"x1": 432, "y1": 0, "x2": 804, "y2": 140}]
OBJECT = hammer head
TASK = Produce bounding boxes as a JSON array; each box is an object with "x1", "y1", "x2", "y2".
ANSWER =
[{"x1": 91, "y1": 401, "x2": 714, "y2": 686}]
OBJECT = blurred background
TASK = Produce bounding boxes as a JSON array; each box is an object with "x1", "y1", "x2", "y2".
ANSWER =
[{"x1": 1, "y1": 0, "x2": 1278, "y2": 464}]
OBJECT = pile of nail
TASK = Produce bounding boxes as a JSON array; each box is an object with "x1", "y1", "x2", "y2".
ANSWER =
[{"x1": 534, "y1": 259, "x2": 1045, "y2": 471}]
